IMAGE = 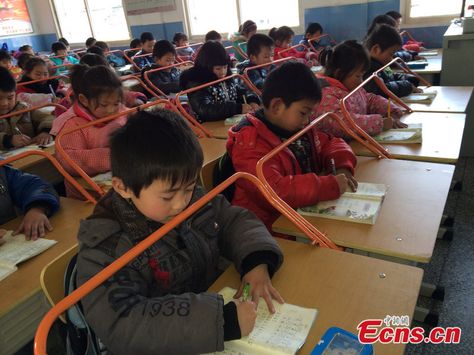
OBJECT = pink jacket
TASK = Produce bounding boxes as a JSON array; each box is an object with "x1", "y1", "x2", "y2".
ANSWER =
[
  {"x1": 55, "y1": 102, "x2": 127, "y2": 178},
  {"x1": 313, "y1": 75, "x2": 404, "y2": 139}
]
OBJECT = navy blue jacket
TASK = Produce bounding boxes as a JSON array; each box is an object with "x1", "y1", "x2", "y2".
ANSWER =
[{"x1": 236, "y1": 60, "x2": 274, "y2": 90}]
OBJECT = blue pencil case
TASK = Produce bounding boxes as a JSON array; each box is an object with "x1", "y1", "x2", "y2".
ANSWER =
[
  {"x1": 311, "y1": 327, "x2": 374, "y2": 355},
  {"x1": 407, "y1": 61, "x2": 428, "y2": 69}
]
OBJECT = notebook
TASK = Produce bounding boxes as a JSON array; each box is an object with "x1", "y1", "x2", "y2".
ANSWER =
[
  {"x1": 406, "y1": 60, "x2": 428, "y2": 69},
  {"x1": 225, "y1": 114, "x2": 246, "y2": 126},
  {"x1": 0, "y1": 231, "x2": 57, "y2": 282},
  {"x1": 0, "y1": 142, "x2": 55, "y2": 158},
  {"x1": 419, "y1": 50, "x2": 438, "y2": 57},
  {"x1": 299, "y1": 183, "x2": 387, "y2": 225},
  {"x1": 92, "y1": 171, "x2": 113, "y2": 187},
  {"x1": 374, "y1": 123, "x2": 422, "y2": 144},
  {"x1": 402, "y1": 91, "x2": 437, "y2": 104},
  {"x1": 211, "y1": 287, "x2": 318, "y2": 355}
]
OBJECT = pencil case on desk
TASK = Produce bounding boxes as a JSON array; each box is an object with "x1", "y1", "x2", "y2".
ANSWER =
[{"x1": 311, "y1": 327, "x2": 374, "y2": 355}]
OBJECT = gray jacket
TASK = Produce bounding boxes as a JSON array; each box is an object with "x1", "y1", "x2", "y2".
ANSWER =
[{"x1": 76, "y1": 188, "x2": 283, "y2": 355}]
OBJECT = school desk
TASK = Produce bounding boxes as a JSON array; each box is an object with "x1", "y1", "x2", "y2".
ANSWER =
[
  {"x1": 409, "y1": 50, "x2": 442, "y2": 85},
  {"x1": 209, "y1": 238, "x2": 423, "y2": 355},
  {"x1": 272, "y1": 157, "x2": 454, "y2": 264},
  {"x1": 201, "y1": 121, "x2": 230, "y2": 139},
  {"x1": 408, "y1": 86, "x2": 473, "y2": 113},
  {"x1": 349, "y1": 112, "x2": 466, "y2": 164},
  {"x1": 0, "y1": 198, "x2": 93, "y2": 355}
]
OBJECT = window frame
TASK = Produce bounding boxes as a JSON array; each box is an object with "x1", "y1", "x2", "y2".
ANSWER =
[
  {"x1": 403, "y1": 0, "x2": 463, "y2": 26},
  {"x1": 49, "y1": 0, "x2": 131, "y2": 47},
  {"x1": 182, "y1": 0, "x2": 304, "y2": 41}
]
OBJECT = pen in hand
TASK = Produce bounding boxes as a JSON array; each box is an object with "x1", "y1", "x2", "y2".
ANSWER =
[{"x1": 329, "y1": 158, "x2": 337, "y2": 176}]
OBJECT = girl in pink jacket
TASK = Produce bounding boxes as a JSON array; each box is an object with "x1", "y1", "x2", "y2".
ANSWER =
[
  {"x1": 312, "y1": 40, "x2": 406, "y2": 139},
  {"x1": 54, "y1": 65, "x2": 127, "y2": 197}
]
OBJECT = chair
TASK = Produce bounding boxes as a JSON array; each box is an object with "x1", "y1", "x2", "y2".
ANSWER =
[{"x1": 200, "y1": 153, "x2": 222, "y2": 192}]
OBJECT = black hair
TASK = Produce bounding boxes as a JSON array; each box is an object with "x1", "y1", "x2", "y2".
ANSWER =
[
  {"x1": 205, "y1": 30, "x2": 222, "y2": 42},
  {"x1": 305, "y1": 23, "x2": 323, "y2": 37},
  {"x1": 386, "y1": 11, "x2": 402, "y2": 20},
  {"x1": 0, "y1": 66, "x2": 16, "y2": 92},
  {"x1": 86, "y1": 46, "x2": 105, "y2": 57},
  {"x1": 367, "y1": 15, "x2": 397, "y2": 36},
  {"x1": 365, "y1": 24, "x2": 402, "y2": 51},
  {"x1": 130, "y1": 38, "x2": 141, "y2": 48},
  {"x1": 239, "y1": 20, "x2": 257, "y2": 36},
  {"x1": 172, "y1": 32, "x2": 188, "y2": 45},
  {"x1": 51, "y1": 41, "x2": 67, "y2": 54},
  {"x1": 85, "y1": 37, "x2": 97, "y2": 48},
  {"x1": 19, "y1": 44, "x2": 32, "y2": 52},
  {"x1": 262, "y1": 61, "x2": 321, "y2": 108},
  {"x1": 110, "y1": 109, "x2": 203, "y2": 197},
  {"x1": 23, "y1": 57, "x2": 47, "y2": 74},
  {"x1": 194, "y1": 41, "x2": 230, "y2": 72},
  {"x1": 268, "y1": 26, "x2": 295, "y2": 45},
  {"x1": 247, "y1": 34, "x2": 274, "y2": 57},
  {"x1": 58, "y1": 37, "x2": 69, "y2": 46},
  {"x1": 94, "y1": 41, "x2": 109, "y2": 51},
  {"x1": 319, "y1": 40, "x2": 370, "y2": 81},
  {"x1": 70, "y1": 65, "x2": 123, "y2": 108},
  {"x1": 79, "y1": 53, "x2": 108, "y2": 67},
  {"x1": 140, "y1": 32, "x2": 155, "y2": 43},
  {"x1": 153, "y1": 40, "x2": 176, "y2": 59},
  {"x1": 0, "y1": 49, "x2": 11, "y2": 62},
  {"x1": 17, "y1": 53, "x2": 34, "y2": 69}
]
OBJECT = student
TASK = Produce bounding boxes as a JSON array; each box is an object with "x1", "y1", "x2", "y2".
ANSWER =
[
  {"x1": 364, "y1": 24, "x2": 421, "y2": 98},
  {"x1": 16, "y1": 52, "x2": 34, "y2": 70},
  {"x1": 0, "y1": 164, "x2": 60, "y2": 241},
  {"x1": 226, "y1": 62, "x2": 357, "y2": 229},
  {"x1": 94, "y1": 41, "x2": 126, "y2": 68},
  {"x1": 58, "y1": 37, "x2": 71, "y2": 51},
  {"x1": 16, "y1": 57, "x2": 63, "y2": 107},
  {"x1": 142, "y1": 40, "x2": 180, "y2": 95},
  {"x1": 230, "y1": 20, "x2": 257, "y2": 62},
  {"x1": 0, "y1": 50, "x2": 21, "y2": 80},
  {"x1": 54, "y1": 65, "x2": 127, "y2": 191},
  {"x1": 300, "y1": 22, "x2": 325, "y2": 51},
  {"x1": 134, "y1": 32, "x2": 156, "y2": 69},
  {"x1": 205, "y1": 30, "x2": 222, "y2": 42},
  {"x1": 180, "y1": 41, "x2": 260, "y2": 122},
  {"x1": 128, "y1": 38, "x2": 142, "y2": 57},
  {"x1": 0, "y1": 67, "x2": 53, "y2": 149},
  {"x1": 385, "y1": 10, "x2": 424, "y2": 52},
  {"x1": 75, "y1": 109, "x2": 283, "y2": 354},
  {"x1": 237, "y1": 34, "x2": 274, "y2": 90},
  {"x1": 50, "y1": 41, "x2": 79, "y2": 73},
  {"x1": 173, "y1": 32, "x2": 194, "y2": 60},
  {"x1": 269, "y1": 26, "x2": 317, "y2": 66},
  {"x1": 313, "y1": 40, "x2": 406, "y2": 138},
  {"x1": 85, "y1": 37, "x2": 97, "y2": 49},
  {"x1": 18, "y1": 44, "x2": 35, "y2": 56},
  {"x1": 386, "y1": 11, "x2": 403, "y2": 30},
  {"x1": 86, "y1": 45, "x2": 105, "y2": 58}
]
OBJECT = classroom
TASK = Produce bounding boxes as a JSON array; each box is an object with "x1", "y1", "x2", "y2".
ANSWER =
[{"x1": 1, "y1": 0, "x2": 473, "y2": 354}]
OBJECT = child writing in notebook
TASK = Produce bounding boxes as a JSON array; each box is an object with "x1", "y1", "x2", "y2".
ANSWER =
[
  {"x1": 49, "y1": 41, "x2": 79, "y2": 73},
  {"x1": 237, "y1": 34, "x2": 275, "y2": 90},
  {"x1": 134, "y1": 32, "x2": 156, "y2": 69},
  {"x1": 364, "y1": 24, "x2": 421, "y2": 98},
  {"x1": 269, "y1": 26, "x2": 318, "y2": 66},
  {"x1": 313, "y1": 40, "x2": 406, "y2": 138},
  {"x1": 0, "y1": 67, "x2": 53, "y2": 150},
  {"x1": 300, "y1": 23, "x2": 325, "y2": 51},
  {"x1": 54, "y1": 65, "x2": 128, "y2": 191},
  {"x1": 226, "y1": 62, "x2": 357, "y2": 229},
  {"x1": 180, "y1": 41, "x2": 261, "y2": 122},
  {"x1": 173, "y1": 32, "x2": 195, "y2": 61},
  {"x1": 142, "y1": 40, "x2": 181, "y2": 95},
  {"x1": 230, "y1": 20, "x2": 257, "y2": 62},
  {"x1": 75, "y1": 109, "x2": 284, "y2": 354}
]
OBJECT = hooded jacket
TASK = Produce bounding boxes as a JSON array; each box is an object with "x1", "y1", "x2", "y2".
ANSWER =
[
  {"x1": 180, "y1": 66, "x2": 260, "y2": 122},
  {"x1": 312, "y1": 75, "x2": 404, "y2": 138},
  {"x1": 227, "y1": 110, "x2": 357, "y2": 229},
  {"x1": 76, "y1": 187, "x2": 283, "y2": 355}
]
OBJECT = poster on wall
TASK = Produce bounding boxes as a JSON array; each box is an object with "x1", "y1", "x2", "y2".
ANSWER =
[
  {"x1": 0, "y1": 0, "x2": 33, "y2": 36},
  {"x1": 124, "y1": 0, "x2": 176, "y2": 15}
]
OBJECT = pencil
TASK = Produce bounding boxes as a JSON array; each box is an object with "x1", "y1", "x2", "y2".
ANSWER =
[
  {"x1": 242, "y1": 95, "x2": 247, "y2": 105},
  {"x1": 49, "y1": 84, "x2": 56, "y2": 98},
  {"x1": 330, "y1": 158, "x2": 337, "y2": 176}
]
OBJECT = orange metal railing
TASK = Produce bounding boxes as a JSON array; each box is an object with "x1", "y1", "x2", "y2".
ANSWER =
[
  {"x1": 16, "y1": 74, "x2": 70, "y2": 88},
  {"x1": 242, "y1": 57, "x2": 295, "y2": 95},
  {"x1": 276, "y1": 43, "x2": 309, "y2": 59},
  {"x1": 374, "y1": 56, "x2": 431, "y2": 88},
  {"x1": 307, "y1": 34, "x2": 337, "y2": 53},
  {"x1": 0, "y1": 103, "x2": 67, "y2": 121},
  {"x1": 143, "y1": 61, "x2": 194, "y2": 97},
  {"x1": 120, "y1": 74, "x2": 161, "y2": 99}
]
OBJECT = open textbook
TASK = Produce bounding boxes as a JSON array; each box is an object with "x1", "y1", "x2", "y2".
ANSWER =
[
  {"x1": 0, "y1": 231, "x2": 57, "y2": 281},
  {"x1": 0, "y1": 141, "x2": 55, "y2": 158},
  {"x1": 91, "y1": 171, "x2": 113, "y2": 187},
  {"x1": 225, "y1": 114, "x2": 246, "y2": 126},
  {"x1": 299, "y1": 183, "x2": 388, "y2": 225},
  {"x1": 374, "y1": 123, "x2": 422, "y2": 144},
  {"x1": 209, "y1": 287, "x2": 317, "y2": 355},
  {"x1": 402, "y1": 91, "x2": 437, "y2": 104}
]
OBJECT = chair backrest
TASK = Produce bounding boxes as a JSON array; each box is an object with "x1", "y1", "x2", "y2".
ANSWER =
[
  {"x1": 40, "y1": 245, "x2": 78, "y2": 323},
  {"x1": 200, "y1": 153, "x2": 222, "y2": 192}
]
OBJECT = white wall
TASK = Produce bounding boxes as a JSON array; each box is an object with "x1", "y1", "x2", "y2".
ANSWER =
[
  {"x1": 126, "y1": 0, "x2": 185, "y2": 26},
  {"x1": 26, "y1": 0, "x2": 57, "y2": 35}
]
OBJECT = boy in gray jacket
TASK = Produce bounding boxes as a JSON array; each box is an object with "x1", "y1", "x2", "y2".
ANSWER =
[{"x1": 76, "y1": 109, "x2": 284, "y2": 354}]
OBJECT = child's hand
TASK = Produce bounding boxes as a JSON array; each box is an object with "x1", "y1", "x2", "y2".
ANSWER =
[
  {"x1": 412, "y1": 85, "x2": 424, "y2": 93},
  {"x1": 234, "y1": 264, "x2": 284, "y2": 313},
  {"x1": 336, "y1": 168, "x2": 358, "y2": 192},
  {"x1": 392, "y1": 119, "x2": 408, "y2": 129},
  {"x1": 33, "y1": 132, "x2": 53, "y2": 146},
  {"x1": 249, "y1": 102, "x2": 260, "y2": 110},
  {"x1": 335, "y1": 173, "x2": 351, "y2": 194},
  {"x1": 383, "y1": 117, "x2": 393, "y2": 131},
  {"x1": 14, "y1": 207, "x2": 53, "y2": 241},
  {"x1": 0, "y1": 229, "x2": 6, "y2": 247},
  {"x1": 11, "y1": 134, "x2": 31, "y2": 147},
  {"x1": 241, "y1": 104, "x2": 253, "y2": 114},
  {"x1": 414, "y1": 55, "x2": 426, "y2": 61},
  {"x1": 234, "y1": 299, "x2": 257, "y2": 337}
]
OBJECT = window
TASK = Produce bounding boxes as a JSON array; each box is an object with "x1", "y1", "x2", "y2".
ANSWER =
[
  {"x1": 51, "y1": 0, "x2": 130, "y2": 44},
  {"x1": 406, "y1": 0, "x2": 463, "y2": 23},
  {"x1": 184, "y1": 0, "x2": 300, "y2": 37}
]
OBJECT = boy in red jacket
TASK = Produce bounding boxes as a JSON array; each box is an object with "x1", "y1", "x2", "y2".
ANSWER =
[{"x1": 227, "y1": 62, "x2": 357, "y2": 230}]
